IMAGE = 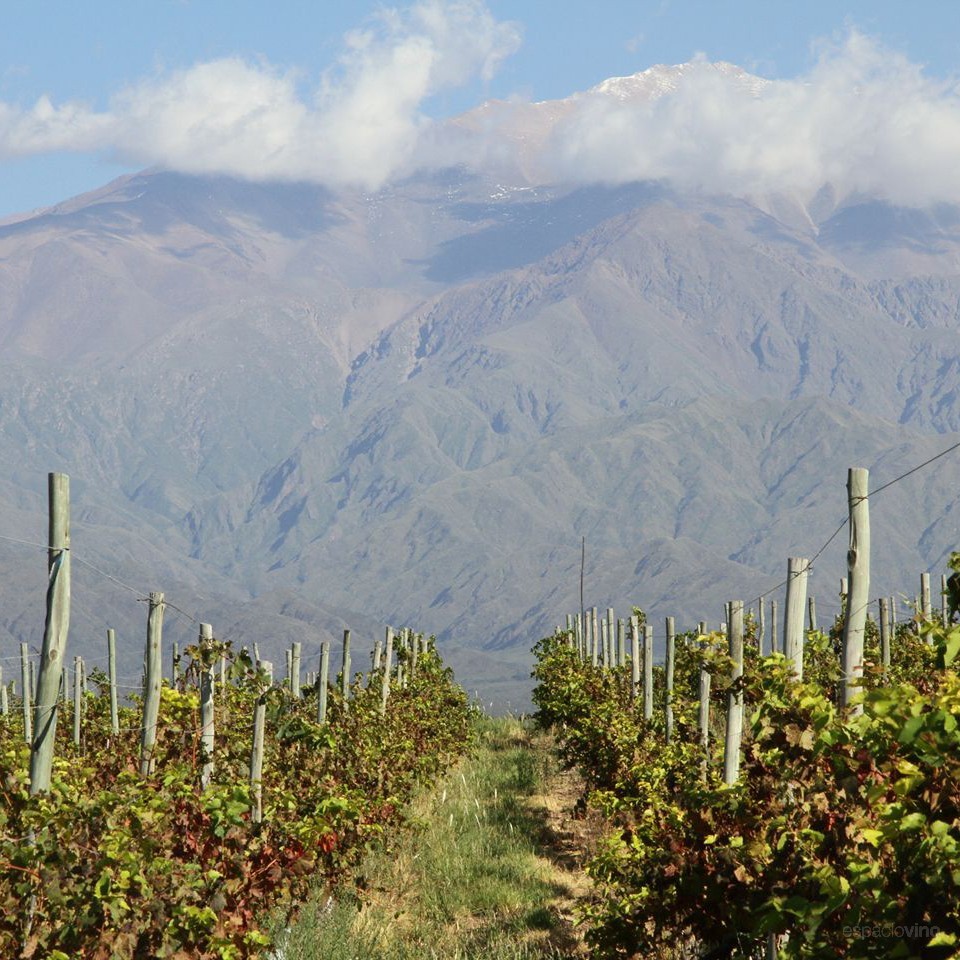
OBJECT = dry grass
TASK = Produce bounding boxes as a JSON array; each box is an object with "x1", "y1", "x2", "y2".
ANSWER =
[{"x1": 273, "y1": 715, "x2": 600, "y2": 959}]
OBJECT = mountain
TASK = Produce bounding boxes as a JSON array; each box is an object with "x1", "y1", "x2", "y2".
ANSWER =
[{"x1": 3, "y1": 64, "x2": 960, "y2": 708}]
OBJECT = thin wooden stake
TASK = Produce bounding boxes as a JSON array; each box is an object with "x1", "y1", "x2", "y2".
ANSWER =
[
  {"x1": 250, "y1": 662, "x2": 270, "y2": 825},
  {"x1": 920, "y1": 572, "x2": 932, "y2": 622},
  {"x1": 630, "y1": 615, "x2": 640, "y2": 702},
  {"x1": 840, "y1": 468, "x2": 870, "y2": 714},
  {"x1": 72, "y1": 656, "x2": 82, "y2": 748},
  {"x1": 723, "y1": 601, "x2": 744, "y2": 785},
  {"x1": 21, "y1": 643, "x2": 31, "y2": 746},
  {"x1": 643, "y1": 625, "x2": 654, "y2": 722},
  {"x1": 318, "y1": 641, "x2": 331, "y2": 723},
  {"x1": 199, "y1": 623, "x2": 215, "y2": 789},
  {"x1": 380, "y1": 627, "x2": 394, "y2": 716},
  {"x1": 665, "y1": 617, "x2": 676, "y2": 744},
  {"x1": 879, "y1": 597, "x2": 890, "y2": 670},
  {"x1": 140, "y1": 592, "x2": 165, "y2": 777},
  {"x1": 107, "y1": 629, "x2": 119, "y2": 736},
  {"x1": 291, "y1": 641, "x2": 302, "y2": 698},
  {"x1": 29, "y1": 472, "x2": 71, "y2": 793},
  {"x1": 770, "y1": 599, "x2": 778, "y2": 655},
  {"x1": 341, "y1": 629, "x2": 352, "y2": 704}
]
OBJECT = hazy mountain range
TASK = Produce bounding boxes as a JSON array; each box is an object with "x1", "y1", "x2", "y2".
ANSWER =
[{"x1": 2, "y1": 63, "x2": 960, "y2": 708}]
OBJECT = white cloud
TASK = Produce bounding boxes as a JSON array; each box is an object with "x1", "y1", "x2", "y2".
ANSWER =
[
  {"x1": 0, "y1": 0, "x2": 521, "y2": 190},
  {"x1": 2, "y1": 19, "x2": 960, "y2": 210},
  {"x1": 543, "y1": 33, "x2": 960, "y2": 208}
]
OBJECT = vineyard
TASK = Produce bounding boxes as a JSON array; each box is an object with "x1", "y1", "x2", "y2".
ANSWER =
[
  {"x1": 1, "y1": 630, "x2": 472, "y2": 958},
  {"x1": 533, "y1": 574, "x2": 960, "y2": 953}
]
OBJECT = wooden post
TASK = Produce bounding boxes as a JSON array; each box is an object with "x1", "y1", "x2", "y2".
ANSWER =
[
  {"x1": 107, "y1": 629, "x2": 119, "y2": 736},
  {"x1": 723, "y1": 601, "x2": 745, "y2": 785},
  {"x1": 199, "y1": 623, "x2": 215, "y2": 789},
  {"x1": 341, "y1": 629, "x2": 352, "y2": 703},
  {"x1": 21, "y1": 643, "x2": 31, "y2": 746},
  {"x1": 379, "y1": 627, "x2": 394, "y2": 716},
  {"x1": 879, "y1": 597, "x2": 891, "y2": 670},
  {"x1": 840, "y1": 468, "x2": 870, "y2": 713},
  {"x1": 784, "y1": 558, "x2": 809, "y2": 679},
  {"x1": 290, "y1": 641, "x2": 302, "y2": 698},
  {"x1": 285, "y1": 647, "x2": 293, "y2": 688},
  {"x1": 942, "y1": 574, "x2": 949, "y2": 625},
  {"x1": 411, "y1": 631, "x2": 419, "y2": 680},
  {"x1": 643, "y1": 624, "x2": 654, "y2": 722},
  {"x1": 606, "y1": 608, "x2": 615, "y2": 668},
  {"x1": 575, "y1": 612, "x2": 583, "y2": 660},
  {"x1": 808, "y1": 596, "x2": 817, "y2": 632},
  {"x1": 758, "y1": 602, "x2": 765, "y2": 653},
  {"x1": 630, "y1": 615, "x2": 640, "y2": 701},
  {"x1": 920, "y1": 572, "x2": 932, "y2": 622},
  {"x1": 250, "y1": 662, "x2": 269, "y2": 825},
  {"x1": 0, "y1": 668, "x2": 6, "y2": 715},
  {"x1": 698, "y1": 633, "x2": 711, "y2": 776},
  {"x1": 29, "y1": 472, "x2": 71, "y2": 793},
  {"x1": 172, "y1": 642, "x2": 180, "y2": 686},
  {"x1": 140, "y1": 592, "x2": 165, "y2": 777},
  {"x1": 600, "y1": 619, "x2": 608, "y2": 669},
  {"x1": 665, "y1": 617, "x2": 676, "y2": 744},
  {"x1": 617, "y1": 618, "x2": 626, "y2": 668},
  {"x1": 591, "y1": 608, "x2": 599, "y2": 668},
  {"x1": 770, "y1": 599, "x2": 778, "y2": 655},
  {"x1": 317, "y1": 641, "x2": 331, "y2": 723},
  {"x1": 72, "y1": 656, "x2": 82, "y2": 747},
  {"x1": 373, "y1": 638, "x2": 383, "y2": 673}
]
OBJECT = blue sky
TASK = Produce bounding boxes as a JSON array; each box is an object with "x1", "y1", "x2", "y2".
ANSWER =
[{"x1": 1, "y1": 1, "x2": 959, "y2": 218}]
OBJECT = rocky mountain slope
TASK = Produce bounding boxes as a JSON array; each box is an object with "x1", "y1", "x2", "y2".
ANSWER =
[{"x1": 3, "y1": 67, "x2": 960, "y2": 706}]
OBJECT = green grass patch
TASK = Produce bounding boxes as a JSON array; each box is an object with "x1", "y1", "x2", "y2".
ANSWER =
[{"x1": 274, "y1": 714, "x2": 577, "y2": 959}]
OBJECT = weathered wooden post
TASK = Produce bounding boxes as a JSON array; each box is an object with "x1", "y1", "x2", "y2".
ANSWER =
[
  {"x1": 172, "y1": 642, "x2": 180, "y2": 686},
  {"x1": 373, "y1": 637, "x2": 383, "y2": 673},
  {"x1": 808, "y1": 596, "x2": 817, "y2": 632},
  {"x1": 591, "y1": 608, "x2": 600, "y2": 667},
  {"x1": 29, "y1": 472, "x2": 71, "y2": 792},
  {"x1": 411, "y1": 631, "x2": 419, "y2": 679},
  {"x1": 643, "y1": 624, "x2": 654, "y2": 722},
  {"x1": 617, "y1": 618, "x2": 626, "y2": 669},
  {"x1": 140, "y1": 592, "x2": 165, "y2": 777},
  {"x1": 72, "y1": 656, "x2": 82, "y2": 747},
  {"x1": 698, "y1": 630, "x2": 711, "y2": 778},
  {"x1": 770, "y1": 599, "x2": 778, "y2": 655},
  {"x1": 600, "y1": 619, "x2": 608, "y2": 669},
  {"x1": 21, "y1": 643, "x2": 31, "y2": 746},
  {"x1": 379, "y1": 627, "x2": 394, "y2": 715},
  {"x1": 606, "y1": 608, "x2": 615, "y2": 668},
  {"x1": 758, "y1": 602, "x2": 766, "y2": 653},
  {"x1": 317, "y1": 640, "x2": 331, "y2": 723},
  {"x1": 107, "y1": 628, "x2": 119, "y2": 736},
  {"x1": 840, "y1": 468, "x2": 870, "y2": 713},
  {"x1": 630, "y1": 615, "x2": 640, "y2": 702},
  {"x1": 920, "y1": 572, "x2": 932, "y2": 622},
  {"x1": 942, "y1": 574, "x2": 949, "y2": 625},
  {"x1": 290, "y1": 641, "x2": 302, "y2": 698},
  {"x1": 341, "y1": 629, "x2": 352, "y2": 703},
  {"x1": 665, "y1": 617, "x2": 676, "y2": 744},
  {"x1": 0, "y1": 669, "x2": 6, "y2": 715},
  {"x1": 723, "y1": 601, "x2": 744, "y2": 785},
  {"x1": 199, "y1": 623, "x2": 215, "y2": 789},
  {"x1": 784, "y1": 558, "x2": 809, "y2": 679},
  {"x1": 878, "y1": 597, "x2": 891, "y2": 670},
  {"x1": 250, "y1": 661, "x2": 270, "y2": 825}
]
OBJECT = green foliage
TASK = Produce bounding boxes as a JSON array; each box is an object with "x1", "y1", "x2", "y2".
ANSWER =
[
  {"x1": 533, "y1": 618, "x2": 960, "y2": 959},
  {"x1": 0, "y1": 639, "x2": 472, "y2": 958}
]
